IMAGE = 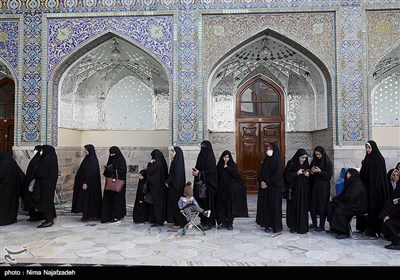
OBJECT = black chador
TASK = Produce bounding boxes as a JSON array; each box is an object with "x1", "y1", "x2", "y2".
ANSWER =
[
  {"x1": 284, "y1": 148, "x2": 310, "y2": 234},
  {"x1": 165, "y1": 146, "x2": 187, "y2": 228},
  {"x1": 309, "y1": 146, "x2": 333, "y2": 231},
  {"x1": 256, "y1": 143, "x2": 283, "y2": 233},
  {"x1": 359, "y1": 140, "x2": 390, "y2": 235},
  {"x1": 194, "y1": 140, "x2": 218, "y2": 229},
  {"x1": 23, "y1": 145, "x2": 42, "y2": 221},
  {"x1": 0, "y1": 150, "x2": 25, "y2": 226},
  {"x1": 34, "y1": 145, "x2": 58, "y2": 228},
  {"x1": 133, "y1": 169, "x2": 150, "y2": 223},
  {"x1": 101, "y1": 146, "x2": 127, "y2": 223},
  {"x1": 71, "y1": 144, "x2": 102, "y2": 221},
  {"x1": 216, "y1": 150, "x2": 248, "y2": 230},
  {"x1": 327, "y1": 168, "x2": 367, "y2": 236},
  {"x1": 147, "y1": 149, "x2": 168, "y2": 226}
]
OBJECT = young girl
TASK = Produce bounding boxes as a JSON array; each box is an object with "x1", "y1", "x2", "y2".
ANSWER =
[{"x1": 178, "y1": 182, "x2": 211, "y2": 225}]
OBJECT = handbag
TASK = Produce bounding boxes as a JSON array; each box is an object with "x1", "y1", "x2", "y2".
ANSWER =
[
  {"x1": 141, "y1": 176, "x2": 153, "y2": 204},
  {"x1": 105, "y1": 171, "x2": 124, "y2": 192},
  {"x1": 195, "y1": 171, "x2": 207, "y2": 199},
  {"x1": 144, "y1": 192, "x2": 153, "y2": 204}
]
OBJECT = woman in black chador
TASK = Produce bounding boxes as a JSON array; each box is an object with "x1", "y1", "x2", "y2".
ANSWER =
[
  {"x1": 192, "y1": 140, "x2": 218, "y2": 230},
  {"x1": 327, "y1": 168, "x2": 367, "y2": 239},
  {"x1": 284, "y1": 148, "x2": 310, "y2": 234},
  {"x1": 146, "y1": 149, "x2": 168, "y2": 227},
  {"x1": 101, "y1": 146, "x2": 127, "y2": 224},
  {"x1": 23, "y1": 145, "x2": 43, "y2": 222},
  {"x1": 133, "y1": 169, "x2": 150, "y2": 223},
  {"x1": 359, "y1": 140, "x2": 390, "y2": 236},
  {"x1": 71, "y1": 144, "x2": 102, "y2": 222},
  {"x1": 216, "y1": 150, "x2": 248, "y2": 230},
  {"x1": 34, "y1": 145, "x2": 58, "y2": 228},
  {"x1": 0, "y1": 150, "x2": 25, "y2": 226},
  {"x1": 309, "y1": 146, "x2": 333, "y2": 232},
  {"x1": 166, "y1": 146, "x2": 186, "y2": 229},
  {"x1": 256, "y1": 143, "x2": 283, "y2": 233}
]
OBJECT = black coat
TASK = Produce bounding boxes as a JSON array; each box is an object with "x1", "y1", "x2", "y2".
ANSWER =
[
  {"x1": 216, "y1": 150, "x2": 248, "y2": 225},
  {"x1": 0, "y1": 151, "x2": 25, "y2": 226},
  {"x1": 165, "y1": 147, "x2": 186, "y2": 226},
  {"x1": 71, "y1": 144, "x2": 102, "y2": 220},
  {"x1": 101, "y1": 146, "x2": 127, "y2": 223},
  {"x1": 256, "y1": 143, "x2": 283, "y2": 232},
  {"x1": 284, "y1": 149, "x2": 310, "y2": 234}
]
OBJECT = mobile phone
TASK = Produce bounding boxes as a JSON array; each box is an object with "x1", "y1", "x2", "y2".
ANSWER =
[{"x1": 192, "y1": 168, "x2": 197, "y2": 171}]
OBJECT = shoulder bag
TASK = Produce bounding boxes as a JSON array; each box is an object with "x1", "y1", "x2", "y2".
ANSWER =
[{"x1": 105, "y1": 170, "x2": 124, "y2": 192}]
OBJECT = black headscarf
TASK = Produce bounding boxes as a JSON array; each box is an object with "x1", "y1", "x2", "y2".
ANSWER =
[
  {"x1": 167, "y1": 146, "x2": 186, "y2": 194},
  {"x1": 195, "y1": 140, "x2": 218, "y2": 190},
  {"x1": 71, "y1": 144, "x2": 102, "y2": 218},
  {"x1": 360, "y1": 140, "x2": 389, "y2": 198},
  {"x1": 258, "y1": 143, "x2": 283, "y2": 187},
  {"x1": 284, "y1": 148, "x2": 309, "y2": 190},
  {"x1": 151, "y1": 149, "x2": 168, "y2": 178},
  {"x1": 104, "y1": 146, "x2": 127, "y2": 180},
  {"x1": 310, "y1": 146, "x2": 332, "y2": 173}
]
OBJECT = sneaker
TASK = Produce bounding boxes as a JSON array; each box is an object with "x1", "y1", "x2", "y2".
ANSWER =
[
  {"x1": 109, "y1": 219, "x2": 121, "y2": 224},
  {"x1": 203, "y1": 210, "x2": 211, "y2": 218}
]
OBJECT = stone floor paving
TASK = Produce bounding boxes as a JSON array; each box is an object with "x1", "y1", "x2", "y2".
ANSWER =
[{"x1": 0, "y1": 195, "x2": 399, "y2": 268}]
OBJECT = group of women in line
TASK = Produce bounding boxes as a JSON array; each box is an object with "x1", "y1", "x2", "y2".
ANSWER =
[
  {"x1": 1, "y1": 140, "x2": 398, "y2": 250},
  {"x1": 0, "y1": 145, "x2": 58, "y2": 228},
  {"x1": 132, "y1": 141, "x2": 249, "y2": 230},
  {"x1": 69, "y1": 140, "x2": 249, "y2": 230},
  {"x1": 255, "y1": 140, "x2": 400, "y2": 250}
]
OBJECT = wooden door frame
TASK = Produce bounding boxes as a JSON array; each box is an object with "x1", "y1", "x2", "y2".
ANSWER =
[
  {"x1": 0, "y1": 77, "x2": 15, "y2": 156},
  {"x1": 235, "y1": 74, "x2": 285, "y2": 190}
]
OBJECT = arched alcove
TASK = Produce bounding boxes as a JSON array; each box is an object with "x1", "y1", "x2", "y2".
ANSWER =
[
  {"x1": 52, "y1": 33, "x2": 170, "y2": 147},
  {"x1": 369, "y1": 44, "x2": 400, "y2": 147}
]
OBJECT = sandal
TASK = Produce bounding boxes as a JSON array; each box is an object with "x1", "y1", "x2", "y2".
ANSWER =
[{"x1": 170, "y1": 224, "x2": 181, "y2": 229}]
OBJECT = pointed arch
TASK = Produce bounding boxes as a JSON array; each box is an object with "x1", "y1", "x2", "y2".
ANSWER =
[
  {"x1": 47, "y1": 32, "x2": 171, "y2": 145},
  {"x1": 207, "y1": 29, "x2": 333, "y2": 134}
]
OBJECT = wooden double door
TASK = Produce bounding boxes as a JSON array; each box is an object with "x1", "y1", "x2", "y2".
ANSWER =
[{"x1": 235, "y1": 75, "x2": 285, "y2": 194}]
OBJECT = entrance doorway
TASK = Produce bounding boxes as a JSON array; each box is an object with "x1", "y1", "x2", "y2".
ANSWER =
[
  {"x1": 0, "y1": 78, "x2": 15, "y2": 156},
  {"x1": 236, "y1": 75, "x2": 285, "y2": 194}
]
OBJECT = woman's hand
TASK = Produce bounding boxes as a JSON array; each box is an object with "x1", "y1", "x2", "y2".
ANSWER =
[
  {"x1": 82, "y1": 183, "x2": 88, "y2": 190},
  {"x1": 260, "y1": 181, "x2": 267, "y2": 189}
]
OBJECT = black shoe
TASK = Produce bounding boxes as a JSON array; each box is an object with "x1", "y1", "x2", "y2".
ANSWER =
[
  {"x1": 265, "y1": 228, "x2": 271, "y2": 233},
  {"x1": 335, "y1": 233, "x2": 349, "y2": 239},
  {"x1": 200, "y1": 224, "x2": 211, "y2": 231},
  {"x1": 37, "y1": 220, "x2": 54, "y2": 228},
  {"x1": 217, "y1": 223, "x2": 227, "y2": 230},
  {"x1": 314, "y1": 227, "x2": 325, "y2": 232},
  {"x1": 289, "y1": 229, "x2": 296, "y2": 233},
  {"x1": 227, "y1": 224, "x2": 233, "y2": 230},
  {"x1": 309, "y1": 224, "x2": 317, "y2": 229},
  {"x1": 326, "y1": 229, "x2": 337, "y2": 234},
  {"x1": 384, "y1": 243, "x2": 400, "y2": 250},
  {"x1": 151, "y1": 223, "x2": 163, "y2": 227},
  {"x1": 365, "y1": 231, "x2": 378, "y2": 238}
]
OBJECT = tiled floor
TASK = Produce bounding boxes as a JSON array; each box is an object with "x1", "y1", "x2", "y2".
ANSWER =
[{"x1": 0, "y1": 195, "x2": 399, "y2": 267}]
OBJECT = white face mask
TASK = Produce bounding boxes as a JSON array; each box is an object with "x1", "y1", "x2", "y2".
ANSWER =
[
  {"x1": 33, "y1": 150, "x2": 38, "y2": 156},
  {"x1": 267, "y1": 150, "x2": 273, "y2": 157}
]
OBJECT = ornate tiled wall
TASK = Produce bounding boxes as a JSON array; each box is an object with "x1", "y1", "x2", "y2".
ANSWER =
[{"x1": 0, "y1": 0, "x2": 398, "y2": 148}]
